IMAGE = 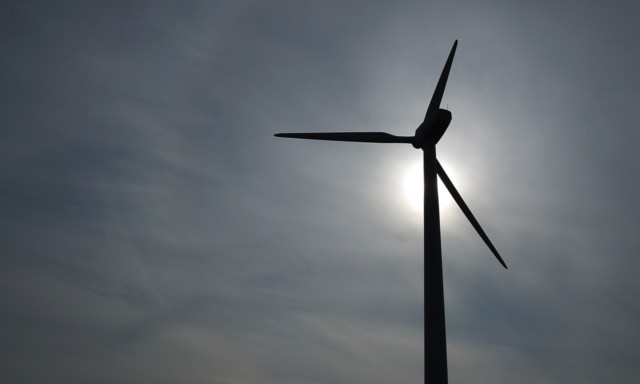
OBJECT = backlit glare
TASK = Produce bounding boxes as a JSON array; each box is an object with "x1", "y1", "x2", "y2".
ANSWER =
[{"x1": 402, "y1": 161, "x2": 454, "y2": 211}]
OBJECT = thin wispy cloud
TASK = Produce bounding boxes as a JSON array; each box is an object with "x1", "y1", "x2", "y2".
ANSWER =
[{"x1": 1, "y1": 1, "x2": 639, "y2": 383}]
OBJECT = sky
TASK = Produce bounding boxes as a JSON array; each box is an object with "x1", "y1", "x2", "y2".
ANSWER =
[{"x1": 1, "y1": 1, "x2": 639, "y2": 383}]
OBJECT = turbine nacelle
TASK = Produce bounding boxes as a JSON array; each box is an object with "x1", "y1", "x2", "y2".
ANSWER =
[{"x1": 412, "y1": 108, "x2": 452, "y2": 148}]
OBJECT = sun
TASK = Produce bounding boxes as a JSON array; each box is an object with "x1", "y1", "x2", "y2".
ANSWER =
[{"x1": 402, "y1": 161, "x2": 455, "y2": 212}]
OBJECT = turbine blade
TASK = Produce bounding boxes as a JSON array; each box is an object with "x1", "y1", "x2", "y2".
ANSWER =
[
  {"x1": 436, "y1": 160, "x2": 508, "y2": 269},
  {"x1": 425, "y1": 40, "x2": 458, "y2": 120},
  {"x1": 275, "y1": 132, "x2": 414, "y2": 144}
]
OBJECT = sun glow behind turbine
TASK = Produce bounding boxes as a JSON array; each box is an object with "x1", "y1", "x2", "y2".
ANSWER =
[{"x1": 403, "y1": 161, "x2": 456, "y2": 211}]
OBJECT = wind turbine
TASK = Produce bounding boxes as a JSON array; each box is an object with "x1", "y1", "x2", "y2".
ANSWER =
[{"x1": 275, "y1": 40, "x2": 507, "y2": 384}]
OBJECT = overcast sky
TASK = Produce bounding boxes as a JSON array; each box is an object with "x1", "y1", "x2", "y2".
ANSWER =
[{"x1": 2, "y1": 1, "x2": 639, "y2": 383}]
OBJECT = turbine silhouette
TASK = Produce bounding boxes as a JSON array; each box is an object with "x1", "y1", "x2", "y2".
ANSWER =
[{"x1": 275, "y1": 40, "x2": 506, "y2": 384}]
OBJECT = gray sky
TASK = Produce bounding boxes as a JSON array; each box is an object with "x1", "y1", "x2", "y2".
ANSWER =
[{"x1": 2, "y1": 1, "x2": 639, "y2": 383}]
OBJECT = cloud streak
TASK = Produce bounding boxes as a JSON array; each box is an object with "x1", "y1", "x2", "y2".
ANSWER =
[{"x1": 1, "y1": 1, "x2": 639, "y2": 383}]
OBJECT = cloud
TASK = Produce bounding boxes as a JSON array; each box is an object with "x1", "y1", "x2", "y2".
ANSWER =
[{"x1": 1, "y1": 1, "x2": 639, "y2": 383}]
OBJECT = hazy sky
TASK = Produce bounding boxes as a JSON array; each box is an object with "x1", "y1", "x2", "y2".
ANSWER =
[{"x1": 2, "y1": 1, "x2": 639, "y2": 383}]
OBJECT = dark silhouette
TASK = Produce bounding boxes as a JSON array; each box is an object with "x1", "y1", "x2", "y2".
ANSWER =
[{"x1": 275, "y1": 40, "x2": 506, "y2": 384}]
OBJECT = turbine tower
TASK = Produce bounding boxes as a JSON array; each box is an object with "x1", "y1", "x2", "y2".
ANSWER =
[{"x1": 275, "y1": 40, "x2": 507, "y2": 384}]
